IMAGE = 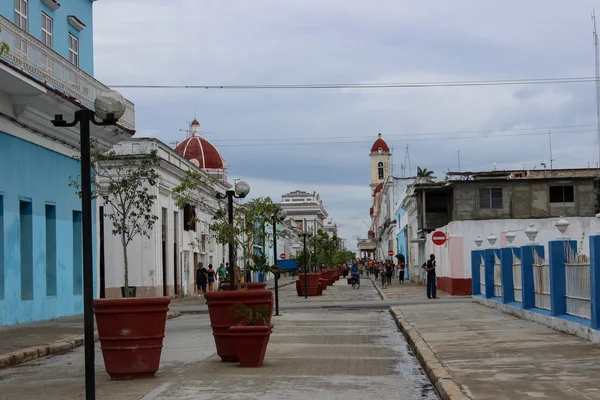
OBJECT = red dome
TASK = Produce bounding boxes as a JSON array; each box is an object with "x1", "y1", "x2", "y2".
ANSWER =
[
  {"x1": 371, "y1": 133, "x2": 389, "y2": 153},
  {"x1": 191, "y1": 119, "x2": 200, "y2": 126},
  {"x1": 175, "y1": 136, "x2": 225, "y2": 170}
]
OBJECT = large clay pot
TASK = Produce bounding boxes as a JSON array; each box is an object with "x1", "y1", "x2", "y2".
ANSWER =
[
  {"x1": 222, "y1": 282, "x2": 267, "y2": 291},
  {"x1": 93, "y1": 297, "x2": 171, "y2": 380},
  {"x1": 320, "y1": 278, "x2": 329, "y2": 290},
  {"x1": 229, "y1": 324, "x2": 273, "y2": 367},
  {"x1": 296, "y1": 273, "x2": 322, "y2": 296},
  {"x1": 204, "y1": 289, "x2": 273, "y2": 362}
]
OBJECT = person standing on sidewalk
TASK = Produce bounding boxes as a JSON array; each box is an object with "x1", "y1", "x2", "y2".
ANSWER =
[
  {"x1": 196, "y1": 262, "x2": 207, "y2": 297},
  {"x1": 425, "y1": 254, "x2": 438, "y2": 299}
]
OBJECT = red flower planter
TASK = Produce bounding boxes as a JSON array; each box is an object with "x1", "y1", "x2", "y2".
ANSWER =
[
  {"x1": 204, "y1": 289, "x2": 273, "y2": 362},
  {"x1": 320, "y1": 278, "x2": 329, "y2": 290},
  {"x1": 229, "y1": 324, "x2": 273, "y2": 367},
  {"x1": 93, "y1": 297, "x2": 171, "y2": 380}
]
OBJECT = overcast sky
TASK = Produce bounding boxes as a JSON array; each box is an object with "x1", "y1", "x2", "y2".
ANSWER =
[{"x1": 94, "y1": 0, "x2": 600, "y2": 250}]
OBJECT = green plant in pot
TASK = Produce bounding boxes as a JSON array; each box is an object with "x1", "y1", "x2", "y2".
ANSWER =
[
  {"x1": 228, "y1": 304, "x2": 274, "y2": 367},
  {"x1": 69, "y1": 144, "x2": 169, "y2": 380}
]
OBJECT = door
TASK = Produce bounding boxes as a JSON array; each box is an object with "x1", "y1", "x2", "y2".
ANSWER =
[
  {"x1": 99, "y1": 206, "x2": 106, "y2": 298},
  {"x1": 173, "y1": 211, "x2": 179, "y2": 296},
  {"x1": 161, "y1": 207, "x2": 168, "y2": 296}
]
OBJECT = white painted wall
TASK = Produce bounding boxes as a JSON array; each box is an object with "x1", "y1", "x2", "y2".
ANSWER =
[{"x1": 425, "y1": 217, "x2": 600, "y2": 279}]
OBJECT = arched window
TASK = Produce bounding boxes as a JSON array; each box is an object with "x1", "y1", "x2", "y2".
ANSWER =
[{"x1": 378, "y1": 162, "x2": 384, "y2": 180}]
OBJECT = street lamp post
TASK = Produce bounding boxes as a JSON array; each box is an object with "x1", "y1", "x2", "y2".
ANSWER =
[
  {"x1": 51, "y1": 90, "x2": 127, "y2": 400},
  {"x1": 216, "y1": 181, "x2": 250, "y2": 290},
  {"x1": 302, "y1": 232, "x2": 309, "y2": 299},
  {"x1": 272, "y1": 208, "x2": 286, "y2": 316}
]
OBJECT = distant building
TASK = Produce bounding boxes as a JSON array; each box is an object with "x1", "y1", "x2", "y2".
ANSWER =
[
  {"x1": 277, "y1": 190, "x2": 328, "y2": 235},
  {"x1": 403, "y1": 168, "x2": 600, "y2": 295},
  {"x1": 323, "y1": 219, "x2": 338, "y2": 236},
  {"x1": 0, "y1": 2, "x2": 134, "y2": 325}
]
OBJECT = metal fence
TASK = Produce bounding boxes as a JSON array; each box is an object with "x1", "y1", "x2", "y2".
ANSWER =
[
  {"x1": 513, "y1": 252, "x2": 522, "y2": 302},
  {"x1": 565, "y1": 263, "x2": 591, "y2": 319},
  {"x1": 533, "y1": 263, "x2": 551, "y2": 311}
]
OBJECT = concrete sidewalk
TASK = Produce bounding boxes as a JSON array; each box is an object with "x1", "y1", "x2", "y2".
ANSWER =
[
  {"x1": 369, "y1": 278, "x2": 600, "y2": 399},
  {"x1": 0, "y1": 311, "x2": 181, "y2": 369},
  {"x1": 0, "y1": 279, "x2": 439, "y2": 400}
]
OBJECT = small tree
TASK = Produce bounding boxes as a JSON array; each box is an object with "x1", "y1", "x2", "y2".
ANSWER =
[
  {"x1": 69, "y1": 144, "x2": 161, "y2": 297},
  {"x1": 417, "y1": 166, "x2": 435, "y2": 180},
  {"x1": 0, "y1": 28, "x2": 9, "y2": 56}
]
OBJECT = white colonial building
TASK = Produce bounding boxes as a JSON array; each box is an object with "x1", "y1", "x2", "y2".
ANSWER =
[
  {"x1": 99, "y1": 121, "x2": 244, "y2": 298},
  {"x1": 278, "y1": 190, "x2": 328, "y2": 235},
  {"x1": 323, "y1": 219, "x2": 338, "y2": 236}
]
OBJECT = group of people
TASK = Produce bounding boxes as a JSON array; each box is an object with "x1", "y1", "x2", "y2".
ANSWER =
[
  {"x1": 341, "y1": 254, "x2": 439, "y2": 299},
  {"x1": 195, "y1": 262, "x2": 228, "y2": 296}
]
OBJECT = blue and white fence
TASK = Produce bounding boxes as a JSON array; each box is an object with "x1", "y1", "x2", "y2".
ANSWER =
[{"x1": 471, "y1": 218, "x2": 600, "y2": 340}]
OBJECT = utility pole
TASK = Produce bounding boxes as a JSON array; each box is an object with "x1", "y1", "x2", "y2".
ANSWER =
[
  {"x1": 457, "y1": 150, "x2": 461, "y2": 172},
  {"x1": 593, "y1": 10, "x2": 600, "y2": 168},
  {"x1": 548, "y1": 131, "x2": 554, "y2": 169}
]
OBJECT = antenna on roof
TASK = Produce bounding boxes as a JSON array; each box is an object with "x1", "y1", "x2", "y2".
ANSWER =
[
  {"x1": 457, "y1": 150, "x2": 461, "y2": 172},
  {"x1": 548, "y1": 130, "x2": 554, "y2": 169}
]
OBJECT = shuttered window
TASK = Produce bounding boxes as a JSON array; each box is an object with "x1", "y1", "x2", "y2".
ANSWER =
[{"x1": 479, "y1": 188, "x2": 503, "y2": 209}]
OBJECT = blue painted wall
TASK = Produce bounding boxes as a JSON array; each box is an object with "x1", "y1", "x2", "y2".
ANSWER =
[
  {"x1": 0, "y1": 132, "x2": 96, "y2": 326},
  {"x1": 0, "y1": 0, "x2": 94, "y2": 75}
]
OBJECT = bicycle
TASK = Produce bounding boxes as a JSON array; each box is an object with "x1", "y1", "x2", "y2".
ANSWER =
[{"x1": 351, "y1": 274, "x2": 360, "y2": 289}]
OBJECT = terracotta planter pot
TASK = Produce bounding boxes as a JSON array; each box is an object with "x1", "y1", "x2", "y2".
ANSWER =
[
  {"x1": 204, "y1": 289, "x2": 273, "y2": 362},
  {"x1": 320, "y1": 278, "x2": 329, "y2": 290},
  {"x1": 222, "y1": 282, "x2": 267, "y2": 291},
  {"x1": 229, "y1": 324, "x2": 273, "y2": 367},
  {"x1": 93, "y1": 297, "x2": 171, "y2": 380},
  {"x1": 296, "y1": 273, "x2": 322, "y2": 296}
]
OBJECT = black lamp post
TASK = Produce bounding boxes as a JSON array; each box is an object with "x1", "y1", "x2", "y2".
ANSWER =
[
  {"x1": 271, "y1": 207, "x2": 286, "y2": 316},
  {"x1": 216, "y1": 181, "x2": 250, "y2": 290},
  {"x1": 302, "y1": 232, "x2": 309, "y2": 299},
  {"x1": 51, "y1": 90, "x2": 127, "y2": 400}
]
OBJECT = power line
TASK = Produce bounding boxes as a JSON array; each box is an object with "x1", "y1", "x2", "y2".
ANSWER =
[
  {"x1": 205, "y1": 129, "x2": 596, "y2": 147},
  {"x1": 110, "y1": 76, "x2": 600, "y2": 90},
  {"x1": 206, "y1": 124, "x2": 595, "y2": 143}
]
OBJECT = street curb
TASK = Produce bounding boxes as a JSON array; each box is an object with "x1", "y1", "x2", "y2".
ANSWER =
[
  {"x1": 389, "y1": 307, "x2": 473, "y2": 400},
  {"x1": 0, "y1": 310, "x2": 183, "y2": 370},
  {"x1": 369, "y1": 276, "x2": 389, "y2": 300},
  {"x1": 268, "y1": 280, "x2": 295, "y2": 291}
]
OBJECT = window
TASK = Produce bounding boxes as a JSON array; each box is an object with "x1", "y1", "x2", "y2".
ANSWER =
[
  {"x1": 73, "y1": 211, "x2": 83, "y2": 295},
  {"x1": 0, "y1": 195, "x2": 4, "y2": 300},
  {"x1": 41, "y1": 12, "x2": 53, "y2": 47},
  {"x1": 479, "y1": 188, "x2": 503, "y2": 209},
  {"x1": 68, "y1": 34, "x2": 79, "y2": 66},
  {"x1": 14, "y1": 0, "x2": 28, "y2": 53},
  {"x1": 45, "y1": 205, "x2": 57, "y2": 296},
  {"x1": 549, "y1": 185, "x2": 574, "y2": 203},
  {"x1": 14, "y1": 0, "x2": 28, "y2": 30},
  {"x1": 183, "y1": 204, "x2": 196, "y2": 231},
  {"x1": 378, "y1": 162, "x2": 384, "y2": 180},
  {"x1": 20, "y1": 200, "x2": 33, "y2": 300}
]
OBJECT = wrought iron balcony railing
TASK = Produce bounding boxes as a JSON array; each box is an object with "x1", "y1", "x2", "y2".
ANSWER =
[{"x1": 0, "y1": 14, "x2": 135, "y2": 130}]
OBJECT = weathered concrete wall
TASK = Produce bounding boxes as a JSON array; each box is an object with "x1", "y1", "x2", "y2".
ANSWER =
[{"x1": 452, "y1": 180, "x2": 595, "y2": 221}]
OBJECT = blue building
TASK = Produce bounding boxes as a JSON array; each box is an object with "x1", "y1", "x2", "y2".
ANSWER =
[{"x1": 0, "y1": 1, "x2": 135, "y2": 326}]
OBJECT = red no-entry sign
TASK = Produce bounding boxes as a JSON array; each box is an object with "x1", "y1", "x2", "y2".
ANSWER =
[
  {"x1": 432, "y1": 231, "x2": 447, "y2": 246},
  {"x1": 388, "y1": 250, "x2": 394, "y2": 257},
  {"x1": 279, "y1": 253, "x2": 286, "y2": 260}
]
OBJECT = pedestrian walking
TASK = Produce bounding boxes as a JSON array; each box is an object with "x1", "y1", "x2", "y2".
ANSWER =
[
  {"x1": 207, "y1": 264, "x2": 216, "y2": 292},
  {"x1": 424, "y1": 254, "x2": 438, "y2": 299},
  {"x1": 196, "y1": 262, "x2": 207, "y2": 297},
  {"x1": 398, "y1": 261, "x2": 405, "y2": 284}
]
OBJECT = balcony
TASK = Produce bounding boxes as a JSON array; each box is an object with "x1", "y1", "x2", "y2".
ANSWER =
[{"x1": 0, "y1": 14, "x2": 134, "y2": 131}]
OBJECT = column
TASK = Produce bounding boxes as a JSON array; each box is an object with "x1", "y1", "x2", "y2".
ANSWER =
[
  {"x1": 484, "y1": 248, "x2": 495, "y2": 299},
  {"x1": 590, "y1": 235, "x2": 600, "y2": 329},
  {"x1": 548, "y1": 239, "x2": 576, "y2": 317},
  {"x1": 471, "y1": 249, "x2": 483, "y2": 295},
  {"x1": 500, "y1": 247, "x2": 514, "y2": 304},
  {"x1": 520, "y1": 244, "x2": 542, "y2": 310}
]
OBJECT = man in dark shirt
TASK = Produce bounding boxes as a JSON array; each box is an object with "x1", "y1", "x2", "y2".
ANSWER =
[
  {"x1": 425, "y1": 254, "x2": 438, "y2": 299},
  {"x1": 196, "y1": 262, "x2": 207, "y2": 296}
]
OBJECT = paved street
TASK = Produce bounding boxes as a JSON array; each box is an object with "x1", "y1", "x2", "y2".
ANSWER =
[{"x1": 0, "y1": 277, "x2": 439, "y2": 400}]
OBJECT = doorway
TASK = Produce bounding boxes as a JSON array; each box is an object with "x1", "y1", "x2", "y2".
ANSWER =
[
  {"x1": 99, "y1": 206, "x2": 106, "y2": 298},
  {"x1": 161, "y1": 207, "x2": 168, "y2": 296},
  {"x1": 173, "y1": 211, "x2": 179, "y2": 296}
]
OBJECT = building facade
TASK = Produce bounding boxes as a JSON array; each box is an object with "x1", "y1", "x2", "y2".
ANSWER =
[
  {"x1": 99, "y1": 138, "x2": 234, "y2": 299},
  {"x1": 278, "y1": 190, "x2": 328, "y2": 235},
  {"x1": 403, "y1": 169, "x2": 600, "y2": 295},
  {"x1": 0, "y1": 1, "x2": 135, "y2": 325}
]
